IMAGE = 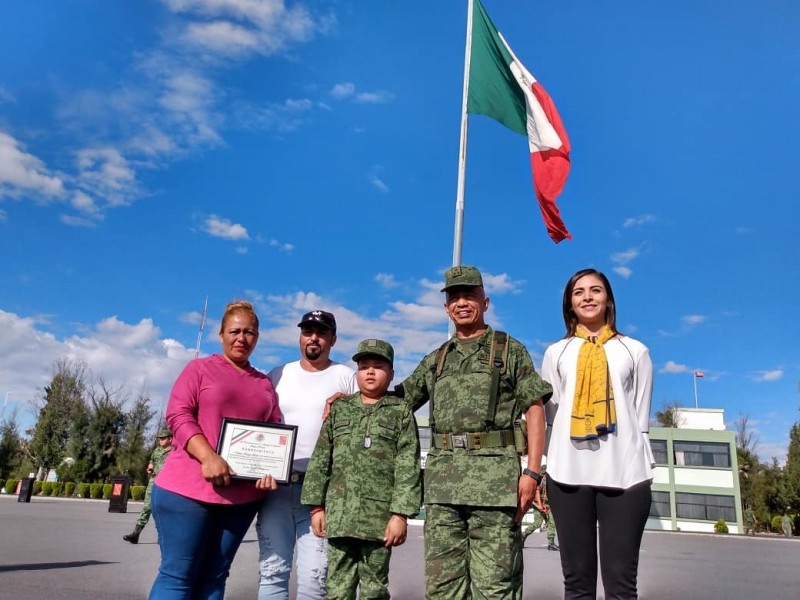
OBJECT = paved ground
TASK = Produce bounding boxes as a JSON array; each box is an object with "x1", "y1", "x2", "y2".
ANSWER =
[{"x1": 0, "y1": 494, "x2": 798, "y2": 599}]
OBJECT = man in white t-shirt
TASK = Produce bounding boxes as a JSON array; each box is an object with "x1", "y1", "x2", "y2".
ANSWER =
[{"x1": 256, "y1": 310, "x2": 356, "y2": 600}]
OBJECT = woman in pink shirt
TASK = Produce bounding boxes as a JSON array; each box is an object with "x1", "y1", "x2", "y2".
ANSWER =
[{"x1": 149, "y1": 300, "x2": 281, "y2": 599}]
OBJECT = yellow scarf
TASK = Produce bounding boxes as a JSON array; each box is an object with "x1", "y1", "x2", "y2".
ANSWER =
[{"x1": 570, "y1": 325, "x2": 617, "y2": 441}]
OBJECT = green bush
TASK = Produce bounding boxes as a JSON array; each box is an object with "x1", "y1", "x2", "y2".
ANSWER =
[
  {"x1": 89, "y1": 483, "x2": 104, "y2": 499},
  {"x1": 42, "y1": 482, "x2": 54, "y2": 496},
  {"x1": 77, "y1": 483, "x2": 90, "y2": 498},
  {"x1": 64, "y1": 482, "x2": 76, "y2": 497},
  {"x1": 131, "y1": 485, "x2": 147, "y2": 501},
  {"x1": 714, "y1": 519, "x2": 728, "y2": 534},
  {"x1": 102, "y1": 484, "x2": 112, "y2": 500},
  {"x1": 5, "y1": 479, "x2": 17, "y2": 494},
  {"x1": 33, "y1": 481, "x2": 43, "y2": 496},
  {"x1": 52, "y1": 482, "x2": 64, "y2": 497},
  {"x1": 772, "y1": 515, "x2": 783, "y2": 532}
]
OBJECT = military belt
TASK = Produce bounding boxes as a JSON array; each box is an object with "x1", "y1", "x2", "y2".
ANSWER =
[{"x1": 432, "y1": 429, "x2": 515, "y2": 450}]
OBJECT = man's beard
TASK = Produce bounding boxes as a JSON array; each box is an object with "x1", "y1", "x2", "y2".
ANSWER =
[{"x1": 305, "y1": 345, "x2": 322, "y2": 360}]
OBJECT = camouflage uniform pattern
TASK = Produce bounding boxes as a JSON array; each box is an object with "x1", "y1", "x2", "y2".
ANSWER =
[
  {"x1": 137, "y1": 445, "x2": 171, "y2": 527},
  {"x1": 399, "y1": 326, "x2": 552, "y2": 507},
  {"x1": 301, "y1": 391, "x2": 421, "y2": 598},
  {"x1": 302, "y1": 392, "x2": 421, "y2": 538},
  {"x1": 523, "y1": 506, "x2": 556, "y2": 544},
  {"x1": 326, "y1": 538, "x2": 391, "y2": 600},
  {"x1": 397, "y1": 326, "x2": 551, "y2": 599}
]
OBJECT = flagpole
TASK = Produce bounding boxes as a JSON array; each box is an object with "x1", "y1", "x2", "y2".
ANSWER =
[
  {"x1": 195, "y1": 295, "x2": 208, "y2": 359},
  {"x1": 452, "y1": 0, "x2": 474, "y2": 269},
  {"x1": 693, "y1": 373, "x2": 698, "y2": 409}
]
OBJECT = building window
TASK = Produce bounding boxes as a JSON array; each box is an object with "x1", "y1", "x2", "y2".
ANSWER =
[
  {"x1": 675, "y1": 493, "x2": 736, "y2": 522},
  {"x1": 650, "y1": 439, "x2": 668, "y2": 464},
  {"x1": 673, "y1": 441, "x2": 731, "y2": 468},
  {"x1": 650, "y1": 491, "x2": 671, "y2": 517}
]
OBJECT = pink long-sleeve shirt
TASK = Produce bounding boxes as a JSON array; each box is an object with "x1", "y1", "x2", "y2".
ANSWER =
[{"x1": 155, "y1": 354, "x2": 281, "y2": 504}]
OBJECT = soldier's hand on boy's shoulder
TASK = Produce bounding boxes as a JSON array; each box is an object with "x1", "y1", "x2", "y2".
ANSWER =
[
  {"x1": 310, "y1": 509, "x2": 327, "y2": 538},
  {"x1": 321, "y1": 392, "x2": 347, "y2": 420},
  {"x1": 383, "y1": 514, "x2": 408, "y2": 548}
]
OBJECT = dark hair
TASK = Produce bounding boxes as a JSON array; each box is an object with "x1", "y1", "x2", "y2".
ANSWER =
[
  {"x1": 219, "y1": 300, "x2": 259, "y2": 334},
  {"x1": 561, "y1": 268, "x2": 618, "y2": 338}
]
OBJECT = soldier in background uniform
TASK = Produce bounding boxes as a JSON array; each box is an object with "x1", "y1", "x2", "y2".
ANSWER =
[
  {"x1": 397, "y1": 266, "x2": 552, "y2": 599},
  {"x1": 122, "y1": 427, "x2": 173, "y2": 544},
  {"x1": 302, "y1": 339, "x2": 421, "y2": 599},
  {"x1": 521, "y1": 474, "x2": 558, "y2": 551}
]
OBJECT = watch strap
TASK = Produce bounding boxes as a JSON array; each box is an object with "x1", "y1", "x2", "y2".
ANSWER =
[{"x1": 522, "y1": 468, "x2": 543, "y2": 484}]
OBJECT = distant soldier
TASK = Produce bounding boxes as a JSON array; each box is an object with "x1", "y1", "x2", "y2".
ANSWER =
[
  {"x1": 122, "y1": 428, "x2": 173, "y2": 544},
  {"x1": 780, "y1": 510, "x2": 794, "y2": 538},
  {"x1": 743, "y1": 505, "x2": 758, "y2": 536},
  {"x1": 302, "y1": 339, "x2": 421, "y2": 599},
  {"x1": 522, "y1": 474, "x2": 559, "y2": 551}
]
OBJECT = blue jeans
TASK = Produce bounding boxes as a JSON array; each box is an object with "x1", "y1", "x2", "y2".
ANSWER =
[
  {"x1": 149, "y1": 485, "x2": 261, "y2": 600},
  {"x1": 256, "y1": 482, "x2": 328, "y2": 599}
]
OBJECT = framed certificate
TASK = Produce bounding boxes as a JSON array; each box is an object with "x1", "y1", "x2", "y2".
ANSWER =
[{"x1": 216, "y1": 418, "x2": 298, "y2": 484}]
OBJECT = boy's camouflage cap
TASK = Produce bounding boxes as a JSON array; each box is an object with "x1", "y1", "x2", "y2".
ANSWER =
[
  {"x1": 158, "y1": 428, "x2": 172, "y2": 438},
  {"x1": 441, "y1": 265, "x2": 484, "y2": 292},
  {"x1": 352, "y1": 339, "x2": 394, "y2": 366}
]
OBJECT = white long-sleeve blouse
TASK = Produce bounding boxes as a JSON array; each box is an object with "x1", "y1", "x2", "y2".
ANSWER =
[{"x1": 542, "y1": 335, "x2": 655, "y2": 489}]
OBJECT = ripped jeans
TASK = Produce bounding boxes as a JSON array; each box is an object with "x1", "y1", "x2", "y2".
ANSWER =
[{"x1": 256, "y1": 481, "x2": 328, "y2": 600}]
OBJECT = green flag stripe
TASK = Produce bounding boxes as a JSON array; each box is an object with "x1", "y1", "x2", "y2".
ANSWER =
[{"x1": 467, "y1": 0, "x2": 527, "y2": 136}]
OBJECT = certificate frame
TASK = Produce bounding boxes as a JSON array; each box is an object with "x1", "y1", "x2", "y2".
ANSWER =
[{"x1": 216, "y1": 418, "x2": 298, "y2": 484}]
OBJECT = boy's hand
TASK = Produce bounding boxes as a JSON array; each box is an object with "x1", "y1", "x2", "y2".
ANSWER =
[
  {"x1": 322, "y1": 392, "x2": 346, "y2": 420},
  {"x1": 383, "y1": 514, "x2": 408, "y2": 548},
  {"x1": 311, "y1": 509, "x2": 327, "y2": 537}
]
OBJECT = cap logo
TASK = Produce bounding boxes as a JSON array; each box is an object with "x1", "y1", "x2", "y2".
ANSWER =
[{"x1": 312, "y1": 310, "x2": 322, "y2": 316}]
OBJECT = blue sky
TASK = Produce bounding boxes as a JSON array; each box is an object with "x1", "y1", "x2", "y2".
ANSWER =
[{"x1": 0, "y1": 1, "x2": 797, "y2": 462}]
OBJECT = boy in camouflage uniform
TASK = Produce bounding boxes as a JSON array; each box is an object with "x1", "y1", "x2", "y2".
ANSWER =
[
  {"x1": 396, "y1": 266, "x2": 552, "y2": 599},
  {"x1": 302, "y1": 339, "x2": 421, "y2": 599},
  {"x1": 123, "y1": 428, "x2": 173, "y2": 544}
]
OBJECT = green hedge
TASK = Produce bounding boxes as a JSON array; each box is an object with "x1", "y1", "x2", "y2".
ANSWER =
[
  {"x1": 5, "y1": 479, "x2": 17, "y2": 494},
  {"x1": 42, "y1": 482, "x2": 54, "y2": 496},
  {"x1": 64, "y1": 482, "x2": 76, "y2": 497},
  {"x1": 102, "y1": 484, "x2": 112, "y2": 500},
  {"x1": 52, "y1": 482, "x2": 64, "y2": 497},
  {"x1": 714, "y1": 519, "x2": 728, "y2": 534},
  {"x1": 131, "y1": 485, "x2": 147, "y2": 501},
  {"x1": 33, "y1": 481, "x2": 43, "y2": 496},
  {"x1": 77, "y1": 483, "x2": 90, "y2": 498},
  {"x1": 89, "y1": 483, "x2": 103, "y2": 499}
]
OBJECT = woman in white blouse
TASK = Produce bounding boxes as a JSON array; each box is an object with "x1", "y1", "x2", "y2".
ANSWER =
[{"x1": 542, "y1": 268, "x2": 654, "y2": 599}]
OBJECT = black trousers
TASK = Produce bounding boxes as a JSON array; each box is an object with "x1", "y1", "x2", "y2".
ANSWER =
[{"x1": 546, "y1": 475, "x2": 651, "y2": 600}]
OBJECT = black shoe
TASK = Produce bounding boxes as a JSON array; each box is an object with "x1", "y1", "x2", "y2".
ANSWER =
[
  {"x1": 547, "y1": 542, "x2": 559, "y2": 551},
  {"x1": 123, "y1": 524, "x2": 144, "y2": 544}
]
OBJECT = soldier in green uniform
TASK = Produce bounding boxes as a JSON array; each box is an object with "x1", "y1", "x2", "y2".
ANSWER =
[
  {"x1": 123, "y1": 427, "x2": 174, "y2": 544},
  {"x1": 302, "y1": 339, "x2": 421, "y2": 599},
  {"x1": 521, "y1": 475, "x2": 558, "y2": 551},
  {"x1": 396, "y1": 266, "x2": 552, "y2": 599},
  {"x1": 743, "y1": 505, "x2": 758, "y2": 536}
]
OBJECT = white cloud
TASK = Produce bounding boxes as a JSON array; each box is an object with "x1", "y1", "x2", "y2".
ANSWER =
[
  {"x1": 59, "y1": 214, "x2": 98, "y2": 228},
  {"x1": 202, "y1": 214, "x2": 249, "y2": 240},
  {"x1": 71, "y1": 191, "x2": 100, "y2": 215},
  {"x1": 355, "y1": 91, "x2": 394, "y2": 104},
  {"x1": 0, "y1": 130, "x2": 65, "y2": 200},
  {"x1": 76, "y1": 147, "x2": 138, "y2": 207},
  {"x1": 0, "y1": 209, "x2": 6, "y2": 222},
  {"x1": 370, "y1": 174, "x2": 390, "y2": 193},
  {"x1": 0, "y1": 87, "x2": 16, "y2": 103},
  {"x1": 481, "y1": 272, "x2": 523, "y2": 295},
  {"x1": 753, "y1": 369, "x2": 783, "y2": 382},
  {"x1": 235, "y1": 246, "x2": 248, "y2": 254},
  {"x1": 268, "y1": 238, "x2": 293, "y2": 252},
  {"x1": 660, "y1": 360, "x2": 689, "y2": 374},
  {"x1": 612, "y1": 266, "x2": 632, "y2": 279},
  {"x1": 375, "y1": 273, "x2": 399, "y2": 289},
  {"x1": 682, "y1": 314, "x2": 707, "y2": 326},
  {"x1": 611, "y1": 248, "x2": 639, "y2": 264},
  {"x1": 330, "y1": 82, "x2": 355, "y2": 98},
  {"x1": 623, "y1": 214, "x2": 656, "y2": 228}
]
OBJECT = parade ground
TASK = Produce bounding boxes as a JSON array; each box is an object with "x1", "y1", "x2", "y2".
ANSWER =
[{"x1": 0, "y1": 495, "x2": 797, "y2": 599}]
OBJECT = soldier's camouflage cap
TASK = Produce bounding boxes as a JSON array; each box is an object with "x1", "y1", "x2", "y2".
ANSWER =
[
  {"x1": 440, "y1": 265, "x2": 484, "y2": 292},
  {"x1": 158, "y1": 428, "x2": 172, "y2": 438},
  {"x1": 352, "y1": 339, "x2": 394, "y2": 367}
]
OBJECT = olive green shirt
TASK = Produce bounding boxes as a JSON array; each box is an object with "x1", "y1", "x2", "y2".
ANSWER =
[{"x1": 398, "y1": 327, "x2": 552, "y2": 507}]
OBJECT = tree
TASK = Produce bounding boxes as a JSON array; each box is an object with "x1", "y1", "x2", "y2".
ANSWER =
[
  {"x1": 654, "y1": 401, "x2": 683, "y2": 428},
  {"x1": 735, "y1": 413, "x2": 761, "y2": 512},
  {"x1": 73, "y1": 379, "x2": 126, "y2": 482},
  {"x1": 778, "y1": 421, "x2": 800, "y2": 511},
  {"x1": 116, "y1": 389, "x2": 157, "y2": 484},
  {"x1": 0, "y1": 412, "x2": 23, "y2": 478},
  {"x1": 26, "y1": 359, "x2": 87, "y2": 480}
]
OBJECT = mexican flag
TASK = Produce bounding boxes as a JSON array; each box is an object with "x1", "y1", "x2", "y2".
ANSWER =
[{"x1": 467, "y1": 0, "x2": 572, "y2": 243}]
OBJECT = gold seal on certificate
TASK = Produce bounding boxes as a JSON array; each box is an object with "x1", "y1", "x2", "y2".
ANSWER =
[{"x1": 216, "y1": 418, "x2": 298, "y2": 484}]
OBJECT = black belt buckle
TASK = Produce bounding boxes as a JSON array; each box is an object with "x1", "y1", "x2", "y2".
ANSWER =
[{"x1": 290, "y1": 472, "x2": 305, "y2": 484}]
